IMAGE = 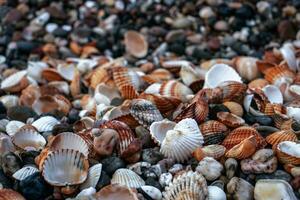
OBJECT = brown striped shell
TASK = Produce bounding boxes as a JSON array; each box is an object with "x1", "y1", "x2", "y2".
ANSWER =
[
  {"x1": 264, "y1": 65, "x2": 295, "y2": 87},
  {"x1": 159, "y1": 80, "x2": 193, "y2": 102},
  {"x1": 218, "y1": 81, "x2": 247, "y2": 103},
  {"x1": 266, "y1": 130, "x2": 297, "y2": 149},
  {"x1": 200, "y1": 120, "x2": 228, "y2": 145},
  {"x1": 223, "y1": 101, "x2": 244, "y2": 117},
  {"x1": 225, "y1": 136, "x2": 257, "y2": 160},
  {"x1": 276, "y1": 141, "x2": 300, "y2": 165},
  {"x1": 217, "y1": 112, "x2": 245, "y2": 128},
  {"x1": 0, "y1": 189, "x2": 25, "y2": 200},
  {"x1": 193, "y1": 145, "x2": 226, "y2": 161}
]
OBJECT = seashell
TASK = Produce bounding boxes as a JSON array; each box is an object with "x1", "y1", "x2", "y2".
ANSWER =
[
  {"x1": 208, "y1": 186, "x2": 226, "y2": 200},
  {"x1": 262, "y1": 85, "x2": 283, "y2": 104},
  {"x1": 227, "y1": 177, "x2": 254, "y2": 200},
  {"x1": 217, "y1": 112, "x2": 245, "y2": 128},
  {"x1": 234, "y1": 56, "x2": 260, "y2": 81},
  {"x1": 0, "y1": 189, "x2": 26, "y2": 200},
  {"x1": 204, "y1": 64, "x2": 242, "y2": 88},
  {"x1": 286, "y1": 106, "x2": 300, "y2": 123},
  {"x1": 264, "y1": 65, "x2": 295, "y2": 87},
  {"x1": 160, "y1": 118, "x2": 204, "y2": 162},
  {"x1": 54, "y1": 94, "x2": 72, "y2": 115},
  {"x1": 0, "y1": 133, "x2": 15, "y2": 154},
  {"x1": 200, "y1": 120, "x2": 228, "y2": 145},
  {"x1": 48, "y1": 81, "x2": 70, "y2": 95},
  {"x1": 32, "y1": 116, "x2": 60, "y2": 132},
  {"x1": 0, "y1": 70, "x2": 28, "y2": 92},
  {"x1": 277, "y1": 141, "x2": 300, "y2": 165},
  {"x1": 254, "y1": 179, "x2": 297, "y2": 200},
  {"x1": 248, "y1": 78, "x2": 269, "y2": 90},
  {"x1": 6, "y1": 120, "x2": 25, "y2": 137},
  {"x1": 32, "y1": 95, "x2": 58, "y2": 115},
  {"x1": 280, "y1": 43, "x2": 298, "y2": 72},
  {"x1": 95, "y1": 184, "x2": 139, "y2": 200},
  {"x1": 119, "y1": 84, "x2": 139, "y2": 100},
  {"x1": 193, "y1": 145, "x2": 226, "y2": 161},
  {"x1": 144, "y1": 83, "x2": 162, "y2": 94},
  {"x1": 57, "y1": 63, "x2": 76, "y2": 81},
  {"x1": 93, "y1": 128, "x2": 118, "y2": 156},
  {"x1": 111, "y1": 168, "x2": 145, "y2": 188},
  {"x1": 94, "y1": 83, "x2": 121, "y2": 106},
  {"x1": 266, "y1": 130, "x2": 297, "y2": 149},
  {"x1": 179, "y1": 64, "x2": 202, "y2": 86},
  {"x1": 19, "y1": 85, "x2": 40, "y2": 107},
  {"x1": 70, "y1": 69, "x2": 81, "y2": 98},
  {"x1": 113, "y1": 67, "x2": 142, "y2": 91},
  {"x1": 142, "y1": 69, "x2": 173, "y2": 84},
  {"x1": 218, "y1": 81, "x2": 247, "y2": 103},
  {"x1": 196, "y1": 157, "x2": 224, "y2": 181},
  {"x1": 12, "y1": 166, "x2": 39, "y2": 181},
  {"x1": 225, "y1": 135, "x2": 257, "y2": 159},
  {"x1": 80, "y1": 95, "x2": 96, "y2": 112},
  {"x1": 225, "y1": 158, "x2": 238, "y2": 179},
  {"x1": 0, "y1": 119, "x2": 9, "y2": 132},
  {"x1": 222, "y1": 126, "x2": 266, "y2": 150},
  {"x1": 263, "y1": 103, "x2": 286, "y2": 116},
  {"x1": 163, "y1": 170, "x2": 208, "y2": 200},
  {"x1": 27, "y1": 61, "x2": 48, "y2": 82},
  {"x1": 124, "y1": 30, "x2": 148, "y2": 58},
  {"x1": 90, "y1": 67, "x2": 112, "y2": 90},
  {"x1": 223, "y1": 101, "x2": 244, "y2": 117},
  {"x1": 139, "y1": 185, "x2": 162, "y2": 200},
  {"x1": 48, "y1": 132, "x2": 89, "y2": 157},
  {"x1": 80, "y1": 163, "x2": 102, "y2": 190},
  {"x1": 12, "y1": 125, "x2": 46, "y2": 151},
  {"x1": 42, "y1": 149, "x2": 89, "y2": 186},
  {"x1": 200, "y1": 58, "x2": 233, "y2": 70},
  {"x1": 0, "y1": 95, "x2": 19, "y2": 109},
  {"x1": 159, "y1": 80, "x2": 193, "y2": 102},
  {"x1": 76, "y1": 188, "x2": 96, "y2": 199},
  {"x1": 130, "y1": 99, "x2": 163, "y2": 128},
  {"x1": 41, "y1": 68, "x2": 64, "y2": 82},
  {"x1": 149, "y1": 119, "x2": 176, "y2": 145}
]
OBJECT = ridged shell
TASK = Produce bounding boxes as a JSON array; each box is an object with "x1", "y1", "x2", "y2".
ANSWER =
[
  {"x1": 0, "y1": 95, "x2": 19, "y2": 108},
  {"x1": 222, "y1": 126, "x2": 266, "y2": 150},
  {"x1": 6, "y1": 120, "x2": 25, "y2": 137},
  {"x1": 149, "y1": 119, "x2": 176, "y2": 145},
  {"x1": 208, "y1": 186, "x2": 226, "y2": 200},
  {"x1": 276, "y1": 141, "x2": 300, "y2": 165},
  {"x1": 27, "y1": 61, "x2": 48, "y2": 82},
  {"x1": 160, "y1": 118, "x2": 204, "y2": 162},
  {"x1": 234, "y1": 56, "x2": 259, "y2": 81},
  {"x1": 119, "y1": 84, "x2": 139, "y2": 99},
  {"x1": 200, "y1": 120, "x2": 228, "y2": 145},
  {"x1": 42, "y1": 149, "x2": 89, "y2": 186},
  {"x1": 0, "y1": 70, "x2": 28, "y2": 92},
  {"x1": 12, "y1": 166, "x2": 39, "y2": 181},
  {"x1": 124, "y1": 30, "x2": 148, "y2": 58},
  {"x1": 217, "y1": 112, "x2": 245, "y2": 128},
  {"x1": 0, "y1": 189, "x2": 25, "y2": 200},
  {"x1": 111, "y1": 168, "x2": 145, "y2": 188},
  {"x1": 159, "y1": 80, "x2": 193, "y2": 102},
  {"x1": 32, "y1": 116, "x2": 60, "y2": 132},
  {"x1": 113, "y1": 66, "x2": 141, "y2": 90},
  {"x1": 280, "y1": 43, "x2": 298, "y2": 72},
  {"x1": 163, "y1": 170, "x2": 208, "y2": 200},
  {"x1": 223, "y1": 101, "x2": 244, "y2": 117},
  {"x1": 218, "y1": 81, "x2": 247, "y2": 103},
  {"x1": 57, "y1": 63, "x2": 76, "y2": 81},
  {"x1": 130, "y1": 99, "x2": 163, "y2": 128},
  {"x1": 95, "y1": 184, "x2": 139, "y2": 200},
  {"x1": 180, "y1": 65, "x2": 202, "y2": 86},
  {"x1": 193, "y1": 145, "x2": 226, "y2": 161},
  {"x1": 226, "y1": 136, "x2": 257, "y2": 159},
  {"x1": 266, "y1": 130, "x2": 297, "y2": 149},
  {"x1": 142, "y1": 69, "x2": 173, "y2": 84},
  {"x1": 19, "y1": 85, "x2": 40, "y2": 107},
  {"x1": 48, "y1": 132, "x2": 89, "y2": 157},
  {"x1": 264, "y1": 65, "x2": 295, "y2": 87},
  {"x1": 70, "y1": 69, "x2": 81, "y2": 98},
  {"x1": 200, "y1": 58, "x2": 233, "y2": 70},
  {"x1": 80, "y1": 163, "x2": 102, "y2": 190},
  {"x1": 41, "y1": 68, "x2": 64, "y2": 82}
]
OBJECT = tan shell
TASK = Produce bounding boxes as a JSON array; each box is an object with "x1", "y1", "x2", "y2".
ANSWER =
[
  {"x1": 234, "y1": 56, "x2": 260, "y2": 81},
  {"x1": 266, "y1": 130, "x2": 297, "y2": 149},
  {"x1": 276, "y1": 141, "x2": 300, "y2": 165},
  {"x1": 193, "y1": 144, "x2": 226, "y2": 161},
  {"x1": 111, "y1": 168, "x2": 145, "y2": 188},
  {"x1": 124, "y1": 30, "x2": 148, "y2": 58},
  {"x1": 200, "y1": 120, "x2": 228, "y2": 145},
  {"x1": 95, "y1": 184, "x2": 139, "y2": 200},
  {"x1": 217, "y1": 112, "x2": 245, "y2": 128},
  {"x1": 226, "y1": 136, "x2": 257, "y2": 160},
  {"x1": 41, "y1": 68, "x2": 64, "y2": 82},
  {"x1": 248, "y1": 78, "x2": 269, "y2": 90},
  {"x1": 223, "y1": 101, "x2": 244, "y2": 117}
]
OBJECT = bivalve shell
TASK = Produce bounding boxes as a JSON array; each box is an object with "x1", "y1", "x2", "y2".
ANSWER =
[
  {"x1": 0, "y1": 70, "x2": 28, "y2": 92},
  {"x1": 12, "y1": 166, "x2": 39, "y2": 181},
  {"x1": 32, "y1": 116, "x2": 60, "y2": 132},
  {"x1": 111, "y1": 168, "x2": 145, "y2": 188},
  {"x1": 234, "y1": 56, "x2": 260, "y2": 81},
  {"x1": 124, "y1": 30, "x2": 148, "y2": 58},
  {"x1": 193, "y1": 145, "x2": 226, "y2": 161},
  {"x1": 0, "y1": 189, "x2": 26, "y2": 200},
  {"x1": 266, "y1": 130, "x2": 297, "y2": 149},
  {"x1": 80, "y1": 163, "x2": 102, "y2": 190},
  {"x1": 149, "y1": 119, "x2": 176, "y2": 145},
  {"x1": 217, "y1": 112, "x2": 245, "y2": 128},
  {"x1": 140, "y1": 185, "x2": 162, "y2": 200},
  {"x1": 200, "y1": 120, "x2": 228, "y2": 145},
  {"x1": 6, "y1": 120, "x2": 25, "y2": 137},
  {"x1": 225, "y1": 136, "x2": 257, "y2": 159},
  {"x1": 159, "y1": 80, "x2": 193, "y2": 102},
  {"x1": 0, "y1": 95, "x2": 19, "y2": 109},
  {"x1": 95, "y1": 184, "x2": 139, "y2": 200},
  {"x1": 223, "y1": 101, "x2": 244, "y2": 117},
  {"x1": 277, "y1": 141, "x2": 300, "y2": 165}
]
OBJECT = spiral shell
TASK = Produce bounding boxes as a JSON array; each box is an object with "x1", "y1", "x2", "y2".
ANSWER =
[{"x1": 111, "y1": 168, "x2": 145, "y2": 188}]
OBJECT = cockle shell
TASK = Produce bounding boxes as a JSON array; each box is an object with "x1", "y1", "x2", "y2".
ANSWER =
[
  {"x1": 225, "y1": 136, "x2": 257, "y2": 159},
  {"x1": 277, "y1": 141, "x2": 300, "y2": 165},
  {"x1": 200, "y1": 58, "x2": 233, "y2": 70},
  {"x1": 264, "y1": 65, "x2": 295, "y2": 87},
  {"x1": 234, "y1": 56, "x2": 260, "y2": 81},
  {"x1": 217, "y1": 112, "x2": 245, "y2": 128},
  {"x1": 223, "y1": 101, "x2": 244, "y2": 117},
  {"x1": 266, "y1": 130, "x2": 297, "y2": 149},
  {"x1": 179, "y1": 64, "x2": 202, "y2": 86},
  {"x1": 6, "y1": 120, "x2": 25, "y2": 137},
  {"x1": 48, "y1": 132, "x2": 89, "y2": 157},
  {"x1": 27, "y1": 61, "x2": 48, "y2": 82},
  {"x1": 160, "y1": 118, "x2": 204, "y2": 162},
  {"x1": 204, "y1": 64, "x2": 242, "y2": 88},
  {"x1": 124, "y1": 30, "x2": 148, "y2": 58},
  {"x1": 200, "y1": 120, "x2": 228, "y2": 145},
  {"x1": 95, "y1": 184, "x2": 139, "y2": 200},
  {"x1": 218, "y1": 81, "x2": 247, "y2": 103},
  {"x1": 193, "y1": 145, "x2": 226, "y2": 161},
  {"x1": 42, "y1": 149, "x2": 89, "y2": 186},
  {"x1": 80, "y1": 163, "x2": 102, "y2": 190},
  {"x1": 208, "y1": 186, "x2": 226, "y2": 200},
  {"x1": 248, "y1": 78, "x2": 269, "y2": 90},
  {"x1": 149, "y1": 119, "x2": 176, "y2": 145},
  {"x1": 0, "y1": 70, "x2": 28, "y2": 92},
  {"x1": 196, "y1": 157, "x2": 224, "y2": 181},
  {"x1": 262, "y1": 85, "x2": 283, "y2": 104},
  {"x1": 12, "y1": 166, "x2": 39, "y2": 181},
  {"x1": 111, "y1": 168, "x2": 145, "y2": 188},
  {"x1": 227, "y1": 177, "x2": 254, "y2": 200},
  {"x1": 32, "y1": 116, "x2": 60, "y2": 132},
  {"x1": 0, "y1": 189, "x2": 26, "y2": 200},
  {"x1": 159, "y1": 80, "x2": 193, "y2": 102},
  {"x1": 163, "y1": 170, "x2": 208, "y2": 200},
  {"x1": 112, "y1": 66, "x2": 142, "y2": 93},
  {"x1": 0, "y1": 95, "x2": 19, "y2": 109},
  {"x1": 280, "y1": 43, "x2": 298, "y2": 72}
]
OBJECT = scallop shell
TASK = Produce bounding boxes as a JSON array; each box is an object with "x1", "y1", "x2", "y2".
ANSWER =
[
  {"x1": 276, "y1": 141, "x2": 300, "y2": 165},
  {"x1": 159, "y1": 80, "x2": 193, "y2": 102},
  {"x1": 200, "y1": 120, "x2": 228, "y2": 145},
  {"x1": 193, "y1": 145, "x2": 226, "y2": 161},
  {"x1": 0, "y1": 95, "x2": 19, "y2": 109},
  {"x1": 266, "y1": 130, "x2": 297, "y2": 149},
  {"x1": 119, "y1": 84, "x2": 139, "y2": 99},
  {"x1": 264, "y1": 65, "x2": 295, "y2": 87},
  {"x1": 111, "y1": 168, "x2": 145, "y2": 188},
  {"x1": 223, "y1": 101, "x2": 244, "y2": 117},
  {"x1": 130, "y1": 99, "x2": 163, "y2": 128},
  {"x1": 222, "y1": 126, "x2": 266, "y2": 150},
  {"x1": 0, "y1": 189, "x2": 26, "y2": 200},
  {"x1": 234, "y1": 56, "x2": 259, "y2": 81},
  {"x1": 163, "y1": 170, "x2": 208, "y2": 200},
  {"x1": 42, "y1": 149, "x2": 89, "y2": 186},
  {"x1": 124, "y1": 30, "x2": 148, "y2": 58},
  {"x1": 149, "y1": 119, "x2": 176, "y2": 145},
  {"x1": 80, "y1": 163, "x2": 102, "y2": 190},
  {"x1": 6, "y1": 120, "x2": 25, "y2": 137},
  {"x1": 0, "y1": 70, "x2": 28, "y2": 92},
  {"x1": 95, "y1": 184, "x2": 139, "y2": 200},
  {"x1": 19, "y1": 85, "x2": 40, "y2": 107},
  {"x1": 204, "y1": 64, "x2": 242, "y2": 88},
  {"x1": 226, "y1": 136, "x2": 257, "y2": 159},
  {"x1": 160, "y1": 118, "x2": 204, "y2": 162},
  {"x1": 48, "y1": 132, "x2": 89, "y2": 157},
  {"x1": 262, "y1": 85, "x2": 283, "y2": 104},
  {"x1": 57, "y1": 63, "x2": 76, "y2": 81},
  {"x1": 41, "y1": 68, "x2": 64, "y2": 82},
  {"x1": 32, "y1": 116, "x2": 60, "y2": 132},
  {"x1": 208, "y1": 186, "x2": 226, "y2": 200},
  {"x1": 94, "y1": 83, "x2": 121, "y2": 106},
  {"x1": 217, "y1": 112, "x2": 245, "y2": 128},
  {"x1": 12, "y1": 166, "x2": 39, "y2": 181},
  {"x1": 90, "y1": 67, "x2": 112, "y2": 89},
  {"x1": 12, "y1": 125, "x2": 46, "y2": 150}
]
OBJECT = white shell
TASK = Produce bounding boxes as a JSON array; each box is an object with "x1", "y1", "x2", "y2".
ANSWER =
[
  {"x1": 32, "y1": 116, "x2": 60, "y2": 132},
  {"x1": 0, "y1": 119, "x2": 9, "y2": 132},
  {"x1": 42, "y1": 149, "x2": 88, "y2": 186},
  {"x1": 262, "y1": 85, "x2": 283, "y2": 104},
  {"x1": 196, "y1": 157, "x2": 224, "y2": 181},
  {"x1": 180, "y1": 65, "x2": 201, "y2": 86},
  {"x1": 0, "y1": 133, "x2": 15, "y2": 154},
  {"x1": 159, "y1": 173, "x2": 173, "y2": 188},
  {"x1": 280, "y1": 43, "x2": 298, "y2": 72},
  {"x1": 235, "y1": 57, "x2": 259, "y2": 81},
  {"x1": 277, "y1": 141, "x2": 300, "y2": 157},
  {"x1": 144, "y1": 83, "x2": 162, "y2": 94},
  {"x1": 80, "y1": 163, "x2": 102, "y2": 190},
  {"x1": 149, "y1": 120, "x2": 176, "y2": 145},
  {"x1": 76, "y1": 187, "x2": 96, "y2": 199},
  {"x1": 0, "y1": 70, "x2": 27, "y2": 90},
  {"x1": 49, "y1": 132, "x2": 89, "y2": 157},
  {"x1": 141, "y1": 185, "x2": 162, "y2": 200},
  {"x1": 6, "y1": 120, "x2": 25, "y2": 137},
  {"x1": 286, "y1": 107, "x2": 300, "y2": 123},
  {"x1": 160, "y1": 118, "x2": 204, "y2": 162},
  {"x1": 111, "y1": 168, "x2": 145, "y2": 188},
  {"x1": 204, "y1": 64, "x2": 242, "y2": 88},
  {"x1": 48, "y1": 81, "x2": 70, "y2": 95},
  {"x1": 12, "y1": 166, "x2": 39, "y2": 181},
  {"x1": 94, "y1": 83, "x2": 121, "y2": 106},
  {"x1": 208, "y1": 186, "x2": 227, "y2": 200},
  {"x1": 254, "y1": 179, "x2": 297, "y2": 200},
  {"x1": 27, "y1": 61, "x2": 48, "y2": 82},
  {"x1": 0, "y1": 95, "x2": 19, "y2": 108},
  {"x1": 12, "y1": 127, "x2": 46, "y2": 150},
  {"x1": 57, "y1": 63, "x2": 76, "y2": 81}
]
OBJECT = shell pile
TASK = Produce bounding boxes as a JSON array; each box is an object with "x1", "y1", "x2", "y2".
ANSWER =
[{"x1": 0, "y1": 0, "x2": 300, "y2": 200}]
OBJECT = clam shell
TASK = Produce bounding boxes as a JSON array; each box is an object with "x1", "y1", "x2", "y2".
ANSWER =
[
  {"x1": 149, "y1": 119, "x2": 176, "y2": 145},
  {"x1": 204, "y1": 64, "x2": 242, "y2": 88},
  {"x1": 234, "y1": 56, "x2": 259, "y2": 81},
  {"x1": 0, "y1": 189, "x2": 26, "y2": 200},
  {"x1": 70, "y1": 69, "x2": 81, "y2": 98},
  {"x1": 0, "y1": 70, "x2": 28, "y2": 92},
  {"x1": 223, "y1": 101, "x2": 244, "y2": 117},
  {"x1": 95, "y1": 184, "x2": 139, "y2": 200},
  {"x1": 6, "y1": 120, "x2": 25, "y2": 137},
  {"x1": 57, "y1": 63, "x2": 76, "y2": 81},
  {"x1": 80, "y1": 163, "x2": 102, "y2": 190},
  {"x1": 41, "y1": 68, "x2": 64, "y2": 82},
  {"x1": 200, "y1": 58, "x2": 233, "y2": 70},
  {"x1": 180, "y1": 65, "x2": 202, "y2": 86},
  {"x1": 27, "y1": 61, "x2": 48, "y2": 82},
  {"x1": 32, "y1": 116, "x2": 60, "y2": 132},
  {"x1": 48, "y1": 81, "x2": 70, "y2": 95},
  {"x1": 124, "y1": 30, "x2": 148, "y2": 58},
  {"x1": 280, "y1": 43, "x2": 297, "y2": 72},
  {"x1": 0, "y1": 95, "x2": 19, "y2": 109},
  {"x1": 111, "y1": 168, "x2": 145, "y2": 188},
  {"x1": 208, "y1": 186, "x2": 226, "y2": 200},
  {"x1": 262, "y1": 85, "x2": 283, "y2": 104},
  {"x1": 159, "y1": 80, "x2": 193, "y2": 102},
  {"x1": 218, "y1": 81, "x2": 247, "y2": 103},
  {"x1": 42, "y1": 149, "x2": 89, "y2": 186},
  {"x1": 163, "y1": 170, "x2": 208, "y2": 200},
  {"x1": 19, "y1": 85, "x2": 40, "y2": 107},
  {"x1": 130, "y1": 99, "x2": 163, "y2": 128},
  {"x1": 119, "y1": 84, "x2": 139, "y2": 99},
  {"x1": 193, "y1": 145, "x2": 226, "y2": 161},
  {"x1": 142, "y1": 69, "x2": 173, "y2": 84},
  {"x1": 277, "y1": 141, "x2": 300, "y2": 165},
  {"x1": 217, "y1": 112, "x2": 245, "y2": 128},
  {"x1": 12, "y1": 166, "x2": 39, "y2": 181},
  {"x1": 266, "y1": 130, "x2": 297, "y2": 149},
  {"x1": 225, "y1": 136, "x2": 257, "y2": 160},
  {"x1": 48, "y1": 132, "x2": 89, "y2": 157},
  {"x1": 113, "y1": 66, "x2": 142, "y2": 91},
  {"x1": 160, "y1": 118, "x2": 204, "y2": 162},
  {"x1": 200, "y1": 120, "x2": 228, "y2": 145},
  {"x1": 32, "y1": 95, "x2": 58, "y2": 115},
  {"x1": 264, "y1": 65, "x2": 295, "y2": 87}
]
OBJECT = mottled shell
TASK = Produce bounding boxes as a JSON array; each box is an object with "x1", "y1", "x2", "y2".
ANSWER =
[
  {"x1": 0, "y1": 189, "x2": 26, "y2": 200},
  {"x1": 193, "y1": 145, "x2": 226, "y2": 161},
  {"x1": 111, "y1": 168, "x2": 145, "y2": 188},
  {"x1": 234, "y1": 56, "x2": 260, "y2": 81},
  {"x1": 80, "y1": 163, "x2": 102, "y2": 190},
  {"x1": 226, "y1": 136, "x2": 257, "y2": 160},
  {"x1": 124, "y1": 31, "x2": 148, "y2": 58},
  {"x1": 200, "y1": 120, "x2": 228, "y2": 145},
  {"x1": 12, "y1": 166, "x2": 39, "y2": 181},
  {"x1": 223, "y1": 101, "x2": 244, "y2": 117},
  {"x1": 266, "y1": 130, "x2": 297, "y2": 149},
  {"x1": 32, "y1": 116, "x2": 60, "y2": 132},
  {"x1": 276, "y1": 141, "x2": 300, "y2": 165},
  {"x1": 217, "y1": 112, "x2": 245, "y2": 128},
  {"x1": 149, "y1": 119, "x2": 176, "y2": 145}
]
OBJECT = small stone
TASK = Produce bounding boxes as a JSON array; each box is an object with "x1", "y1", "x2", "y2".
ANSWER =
[
  {"x1": 199, "y1": 7, "x2": 215, "y2": 19},
  {"x1": 101, "y1": 156, "x2": 126, "y2": 176},
  {"x1": 19, "y1": 151, "x2": 40, "y2": 166},
  {"x1": 145, "y1": 177, "x2": 162, "y2": 191},
  {"x1": 168, "y1": 164, "x2": 183, "y2": 174},
  {"x1": 159, "y1": 173, "x2": 172, "y2": 187},
  {"x1": 208, "y1": 37, "x2": 220, "y2": 51},
  {"x1": 227, "y1": 177, "x2": 254, "y2": 200},
  {"x1": 139, "y1": 185, "x2": 162, "y2": 200},
  {"x1": 0, "y1": 102, "x2": 7, "y2": 115},
  {"x1": 129, "y1": 162, "x2": 151, "y2": 176},
  {"x1": 225, "y1": 158, "x2": 238, "y2": 179},
  {"x1": 196, "y1": 157, "x2": 223, "y2": 181},
  {"x1": 142, "y1": 148, "x2": 164, "y2": 165},
  {"x1": 255, "y1": 170, "x2": 292, "y2": 182},
  {"x1": 96, "y1": 171, "x2": 111, "y2": 191},
  {"x1": 214, "y1": 20, "x2": 229, "y2": 31},
  {"x1": 0, "y1": 169, "x2": 13, "y2": 188},
  {"x1": 52, "y1": 123, "x2": 73, "y2": 135},
  {"x1": 7, "y1": 106, "x2": 37, "y2": 122}
]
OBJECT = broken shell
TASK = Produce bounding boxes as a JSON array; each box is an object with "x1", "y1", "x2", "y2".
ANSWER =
[
  {"x1": 208, "y1": 186, "x2": 226, "y2": 200},
  {"x1": 149, "y1": 119, "x2": 176, "y2": 145},
  {"x1": 223, "y1": 101, "x2": 244, "y2": 117},
  {"x1": 80, "y1": 163, "x2": 102, "y2": 190},
  {"x1": 160, "y1": 118, "x2": 204, "y2": 162},
  {"x1": 159, "y1": 80, "x2": 194, "y2": 102},
  {"x1": 217, "y1": 112, "x2": 245, "y2": 128},
  {"x1": 264, "y1": 65, "x2": 295, "y2": 87},
  {"x1": 262, "y1": 85, "x2": 283, "y2": 104},
  {"x1": 227, "y1": 177, "x2": 254, "y2": 200},
  {"x1": 277, "y1": 141, "x2": 300, "y2": 165},
  {"x1": 225, "y1": 136, "x2": 257, "y2": 160},
  {"x1": 111, "y1": 168, "x2": 145, "y2": 188},
  {"x1": 163, "y1": 170, "x2": 208, "y2": 200},
  {"x1": 266, "y1": 130, "x2": 297, "y2": 149},
  {"x1": 234, "y1": 56, "x2": 260, "y2": 81},
  {"x1": 42, "y1": 149, "x2": 89, "y2": 186},
  {"x1": 94, "y1": 83, "x2": 121, "y2": 106},
  {"x1": 200, "y1": 120, "x2": 228, "y2": 145},
  {"x1": 12, "y1": 166, "x2": 39, "y2": 181},
  {"x1": 6, "y1": 120, "x2": 25, "y2": 137},
  {"x1": 124, "y1": 30, "x2": 148, "y2": 58},
  {"x1": 95, "y1": 184, "x2": 138, "y2": 200},
  {"x1": 0, "y1": 95, "x2": 19, "y2": 109},
  {"x1": 193, "y1": 145, "x2": 226, "y2": 161},
  {"x1": 48, "y1": 81, "x2": 70, "y2": 95},
  {"x1": 57, "y1": 63, "x2": 76, "y2": 81},
  {"x1": 140, "y1": 185, "x2": 162, "y2": 200},
  {"x1": 196, "y1": 157, "x2": 223, "y2": 181},
  {"x1": 32, "y1": 116, "x2": 60, "y2": 132},
  {"x1": 0, "y1": 189, "x2": 26, "y2": 200},
  {"x1": 0, "y1": 70, "x2": 28, "y2": 92},
  {"x1": 179, "y1": 64, "x2": 202, "y2": 86}
]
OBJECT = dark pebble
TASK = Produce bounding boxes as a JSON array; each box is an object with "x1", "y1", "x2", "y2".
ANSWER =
[
  {"x1": 235, "y1": 4, "x2": 255, "y2": 19},
  {"x1": 192, "y1": 48, "x2": 211, "y2": 60},
  {"x1": 19, "y1": 151, "x2": 40, "y2": 166},
  {"x1": 4, "y1": 9, "x2": 23, "y2": 24},
  {"x1": 96, "y1": 171, "x2": 111, "y2": 191},
  {"x1": 68, "y1": 109, "x2": 80, "y2": 124},
  {"x1": 16, "y1": 41, "x2": 38, "y2": 53},
  {"x1": 142, "y1": 148, "x2": 164, "y2": 165},
  {"x1": 254, "y1": 115, "x2": 273, "y2": 126},
  {"x1": 52, "y1": 123, "x2": 73, "y2": 135},
  {"x1": 0, "y1": 169, "x2": 13, "y2": 188},
  {"x1": 0, "y1": 102, "x2": 7, "y2": 115},
  {"x1": 52, "y1": 27, "x2": 69, "y2": 38},
  {"x1": 277, "y1": 20, "x2": 296, "y2": 40},
  {"x1": 145, "y1": 177, "x2": 162, "y2": 191},
  {"x1": 255, "y1": 170, "x2": 292, "y2": 182},
  {"x1": 7, "y1": 106, "x2": 37, "y2": 122},
  {"x1": 168, "y1": 43, "x2": 185, "y2": 55},
  {"x1": 1, "y1": 152, "x2": 22, "y2": 176},
  {"x1": 101, "y1": 156, "x2": 126, "y2": 176}
]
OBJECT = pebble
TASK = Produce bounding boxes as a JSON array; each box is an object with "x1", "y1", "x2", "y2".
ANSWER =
[
  {"x1": 159, "y1": 173, "x2": 172, "y2": 188},
  {"x1": 101, "y1": 156, "x2": 126, "y2": 176},
  {"x1": 139, "y1": 185, "x2": 162, "y2": 200},
  {"x1": 255, "y1": 170, "x2": 292, "y2": 182},
  {"x1": 96, "y1": 171, "x2": 111, "y2": 191},
  {"x1": 142, "y1": 148, "x2": 164, "y2": 165},
  {"x1": 7, "y1": 106, "x2": 37, "y2": 122},
  {"x1": 196, "y1": 157, "x2": 223, "y2": 181}
]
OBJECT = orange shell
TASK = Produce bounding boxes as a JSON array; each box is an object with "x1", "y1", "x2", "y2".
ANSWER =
[
  {"x1": 218, "y1": 81, "x2": 247, "y2": 103},
  {"x1": 264, "y1": 65, "x2": 295, "y2": 85},
  {"x1": 276, "y1": 149, "x2": 300, "y2": 165},
  {"x1": 200, "y1": 120, "x2": 228, "y2": 145},
  {"x1": 217, "y1": 112, "x2": 245, "y2": 128},
  {"x1": 33, "y1": 95, "x2": 59, "y2": 114},
  {"x1": 248, "y1": 78, "x2": 269, "y2": 90},
  {"x1": 70, "y1": 70, "x2": 81, "y2": 98},
  {"x1": 266, "y1": 130, "x2": 297, "y2": 149},
  {"x1": 225, "y1": 135, "x2": 257, "y2": 159},
  {"x1": 35, "y1": 147, "x2": 50, "y2": 170},
  {"x1": 81, "y1": 46, "x2": 99, "y2": 58},
  {"x1": 0, "y1": 189, "x2": 25, "y2": 200},
  {"x1": 159, "y1": 80, "x2": 193, "y2": 102},
  {"x1": 124, "y1": 31, "x2": 148, "y2": 58},
  {"x1": 119, "y1": 85, "x2": 139, "y2": 100},
  {"x1": 223, "y1": 101, "x2": 244, "y2": 117},
  {"x1": 95, "y1": 184, "x2": 138, "y2": 200},
  {"x1": 41, "y1": 68, "x2": 64, "y2": 82},
  {"x1": 193, "y1": 145, "x2": 226, "y2": 161},
  {"x1": 54, "y1": 94, "x2": 72, "y2": 115},
  {"x1": 70, "y1": 41, "x2": 82, "y2": 55},
  {"x1": 90, "y1": 67, "x2": 112, "y2": 89},
  {"x1": 264, "y1": 103, "x2": 286, "y2": 116}
]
